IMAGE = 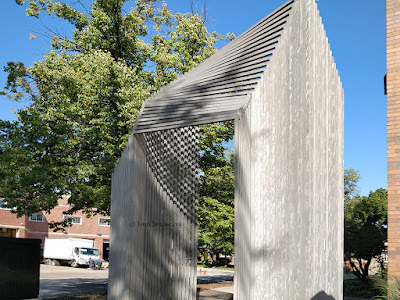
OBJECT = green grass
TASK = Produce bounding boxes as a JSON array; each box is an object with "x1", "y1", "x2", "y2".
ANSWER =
[
  {"x1": 343, "y1": 279, "x2": 382, "y2": 299},
  {"x1": 374, "y1": 277, "x2": 400, "y2": 300}
]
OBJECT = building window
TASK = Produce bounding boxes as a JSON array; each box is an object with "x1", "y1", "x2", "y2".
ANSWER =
[
  {"x1": 64, "y1": 215, "x2": 82, "y2": 225},
  {"x1": 29, "y1": 213, "x2": 44, "y2": 222},
  {"x1": 99, "y1": 218, "x2": 110, "y2": 226}
]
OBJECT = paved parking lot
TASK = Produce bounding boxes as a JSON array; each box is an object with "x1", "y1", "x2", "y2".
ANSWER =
[
  {"x1": 40, "y1": 264, "x2": 109, "y2": 279},
  {"x1": 39, "y1": 264, "x2": 108, "y2": 298},
  {"x1": 36, "y1": 266, "x2": 359, "y2": 300},
  {"x1": 36, "y1": 264, "x2": 233, "y2": 299}
]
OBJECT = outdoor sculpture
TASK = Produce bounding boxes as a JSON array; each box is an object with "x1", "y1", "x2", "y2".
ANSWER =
[{"x1": 108, "y1": 0, "x2": 344, "y2": 299}]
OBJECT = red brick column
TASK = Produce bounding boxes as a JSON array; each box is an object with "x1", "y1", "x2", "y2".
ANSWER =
[{"x1": 387, "y1": 0, "x2": 400, "y2": 277}]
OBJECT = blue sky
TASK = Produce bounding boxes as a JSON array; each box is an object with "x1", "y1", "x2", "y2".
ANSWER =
[{"x1": 0, "y1": 0, "x2": 387, "y2": 196}]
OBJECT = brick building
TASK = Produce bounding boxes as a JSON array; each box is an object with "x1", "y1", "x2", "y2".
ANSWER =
[
  {"x1": 387, "y1": 0, "x2": 400, "y2": 277},
  {"x1": 0, "y1": 195, "x2": 110, "y2": 260}
]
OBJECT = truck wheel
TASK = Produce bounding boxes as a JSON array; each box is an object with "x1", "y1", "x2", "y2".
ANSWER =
[
  {"x1": 51, "y1": 259, "x2": 58, "y2": 266},
  {"x1": 71, "y1": 260, "x2": 78, "y2": 268}
]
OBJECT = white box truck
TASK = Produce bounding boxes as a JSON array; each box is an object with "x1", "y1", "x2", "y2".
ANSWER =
[{"x1": 43, "y1": 238, "x2": 101, "y2": 267}]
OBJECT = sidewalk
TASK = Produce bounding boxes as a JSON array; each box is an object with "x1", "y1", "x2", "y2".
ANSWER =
[
  {"x1": 197, "y1": 279, "x2": 233, "y2": 300},
  {"x1": 198, "y1": 288, "x2": 233, "y2": 300}
]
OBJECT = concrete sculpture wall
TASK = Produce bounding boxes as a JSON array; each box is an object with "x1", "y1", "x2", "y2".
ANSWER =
[{"x1": 108, "y1": 0, "x2": 344, "y2": 299}]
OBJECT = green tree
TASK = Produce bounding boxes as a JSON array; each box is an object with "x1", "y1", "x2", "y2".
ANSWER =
[
  {"x1": 198, "y1": 122, "x2": 235, "y2": 264},
  {"x1": 0, "y1": 0, "x2": 231, "y2": 218},
  {"x1": 344, "y1": 188, "x2": 387, "y2": 282},
  {"x1": 345, "y1": 168, "x2": 361, "y2": 206}
]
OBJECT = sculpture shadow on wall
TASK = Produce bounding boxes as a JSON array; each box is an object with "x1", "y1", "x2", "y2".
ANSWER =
[{"x1": 310, "y1": 291, "x2": 336, "y2": 300}]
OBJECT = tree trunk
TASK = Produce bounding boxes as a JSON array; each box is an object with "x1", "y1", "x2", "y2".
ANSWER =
[
  {"x1": 345, "y1": 253, "x2": 364, "y2": 281},
  {"x1": 359, "y1": 258, "x2": 371, "y2": 282}
]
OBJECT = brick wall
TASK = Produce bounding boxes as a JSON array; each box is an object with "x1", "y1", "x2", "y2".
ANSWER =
[
  {"x1": 0, "y1": 210, "x2": 27, "y2": 238},
  {"x1": 387, "y1": 0, "x2": 400, "y2": 277},
  {"x1": 0, "y1": 196, "x2": 110, "y2": 259}
]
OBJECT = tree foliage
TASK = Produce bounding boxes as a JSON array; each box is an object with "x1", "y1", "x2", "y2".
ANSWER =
[
  {"x1": 344, "y1": 188, "x2": 387, "y2": 282},
  {"x1": 198, "y1": 122, "x2": 235, "y2": 260},
  {"x1": 0, "y1": 0, "x2": 232, "y2": 217},
  {"x1": 344, "y1": 168, "x2": 361, "y2": 206}
]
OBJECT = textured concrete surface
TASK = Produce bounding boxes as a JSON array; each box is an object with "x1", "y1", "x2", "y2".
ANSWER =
[
  {"x1": 109, "y1": 0, "x2": 343, "y2": 299},
  {"x1": 109, "y1": 129, "x2": 199, "y2": 300},
  {"x1": 235, "y1": 0, "x2": 343, "y2": 298},
  {"x1": 131, "y1": 2, "x2": 293, "y2": 134}
]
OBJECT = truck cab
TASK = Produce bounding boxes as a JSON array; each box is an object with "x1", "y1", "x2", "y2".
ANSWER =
[{"x1": 72, "y1": 247, "x2": 101, "y2": 267}]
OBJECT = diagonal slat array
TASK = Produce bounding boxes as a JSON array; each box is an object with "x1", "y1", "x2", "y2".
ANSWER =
[{"x1": 133, "y1": 0, "x2": 294, "y2": 134}]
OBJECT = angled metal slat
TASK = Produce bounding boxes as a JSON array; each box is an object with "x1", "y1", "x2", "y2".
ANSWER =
[{"x1": 132, "y1": 1, "x2": 295, "y2": 133}]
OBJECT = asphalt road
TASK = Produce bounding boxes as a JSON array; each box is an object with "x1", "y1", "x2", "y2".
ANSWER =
[
  {"x1": 197, "y1": 267, "x2": 234, "y2": 284},
  {"x1": 35, "y1": 264, "x2": 234, "y2": 299},
  {"x1": 38, "y1": 265, "x2": 109, "y2": 298},
  {"x1": 39, "y1": 278, "x2": 108, "y2": 298}
]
